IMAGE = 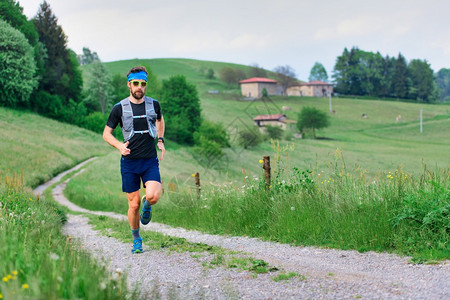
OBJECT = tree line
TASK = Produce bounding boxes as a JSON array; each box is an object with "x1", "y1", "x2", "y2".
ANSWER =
[{"x1": 332, "y1": 47, "x2": 443, "y2": 102}]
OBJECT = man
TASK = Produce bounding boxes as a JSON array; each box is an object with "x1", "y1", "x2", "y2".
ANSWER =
[{"x1": 103, "y1": 66, "x2": 165, "y2": 254}]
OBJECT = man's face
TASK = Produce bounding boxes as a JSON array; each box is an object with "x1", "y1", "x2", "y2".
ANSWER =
[{"x1": 128, "y1": 80, "x2": 147, "y2": 100}]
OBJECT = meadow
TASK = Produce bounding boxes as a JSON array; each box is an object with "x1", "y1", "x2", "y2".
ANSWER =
[
  {"x1": 0, "y1": 58, "x2": 449, "y2": 298},
  {"x1": 69, "y1": 58, "x2": 449, "y2": 261}
]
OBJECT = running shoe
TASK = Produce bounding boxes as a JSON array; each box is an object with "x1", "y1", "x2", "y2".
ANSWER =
[
  {"x1": 131, "y1": 237, "x2": 143, "y2": 254},
  {"x1": 140, "y1": 195, "x2": 152, "y2": 225}
]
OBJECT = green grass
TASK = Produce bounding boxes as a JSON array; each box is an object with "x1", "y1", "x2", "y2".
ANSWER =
[
  {"x1": 0, "y1": 107, "x2": 110, "y2": 188},
  {"x1": 0, "y1": 176, "x2": 134, "y2": 299}
]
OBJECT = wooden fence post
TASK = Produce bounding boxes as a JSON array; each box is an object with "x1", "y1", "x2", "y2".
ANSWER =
[
  {"x1": 195, "y1": 172, "x2": 201, "y2": 197},
  {"x1": 263, "y1": 156, "x2": 271, "y2": 188}
]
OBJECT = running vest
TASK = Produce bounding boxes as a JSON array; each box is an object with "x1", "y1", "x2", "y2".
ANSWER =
[{"x1": 120, "y1": 96, "x2": 158, "y2": 142}]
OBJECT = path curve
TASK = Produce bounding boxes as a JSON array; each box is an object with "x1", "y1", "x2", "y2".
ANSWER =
[{"x1": 34, "y1": 159, "x2": 449, "y2": 299}]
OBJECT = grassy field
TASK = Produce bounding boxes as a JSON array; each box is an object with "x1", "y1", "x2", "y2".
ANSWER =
[{"x1": 0, "y1": 58, "x2": 448, "y2": 299}]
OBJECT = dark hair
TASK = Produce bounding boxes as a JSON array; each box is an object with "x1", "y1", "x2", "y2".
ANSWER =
[{"x1": 127, "y1": 66, "x2": 148, "y2": 77}]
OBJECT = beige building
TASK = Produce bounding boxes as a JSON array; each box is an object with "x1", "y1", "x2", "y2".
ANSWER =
[
  {"x1": 239, "y1": 77, "x2": 282, "y2": 98},
  {"x1": 253, "y1": 114, "x2": 296, "y2": 131},
  {"x1": 287, "y1": 81, "x2": 333, "y2": 97}
]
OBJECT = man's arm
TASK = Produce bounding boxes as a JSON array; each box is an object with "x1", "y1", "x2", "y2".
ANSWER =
[
  {"x1": 156, "y1": 116, "x2": 165, "y2": 160},
  {"x1": 103, "y1": 125, "x2": 130, "y2": 156}
]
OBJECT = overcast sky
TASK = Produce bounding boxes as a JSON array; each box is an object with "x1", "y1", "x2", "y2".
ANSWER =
[{"x1": 18, "y1": 0, "x2": 450, "y2": 81}]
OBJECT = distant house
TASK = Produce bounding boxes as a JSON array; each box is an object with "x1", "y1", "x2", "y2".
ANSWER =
[
  {"x1": 239, "y1": 77, "x2": 282, "y2": 98},
  {"x1": 286, "y1": 81, "x2": 333, "y2": 97},
  {"x1": 253, "y1": 114, "x2": 296, "y2": 131}
]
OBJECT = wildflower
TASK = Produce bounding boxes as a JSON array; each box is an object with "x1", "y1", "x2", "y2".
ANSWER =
[
  {"x1": 3, "y1": 276, "x2": 8, "y2": 282},
  {"x1": 0, "y1": 292, "x2": 3, "y2": 298},
  {"x1": 291, "y1": 207, "x2": 295, "y2": 211},
  {"x1": 191, "y1": 174, "x2": 195, "y2": 177},
  {"x1": 259, "y1": 160, "x2": 263, "y2": 164},
  {"x1": 29, "y1": 198, "x2": 33, "y2": 202},
  {"x1": 49, "y1": 253, "x2": 60, "y2": 261},
  {"x1": 22, "y1": 283, "x2": 29, "y2": 289},
  {"x1": 100, "y1": 282, "x2": 107, "y2": 290}
]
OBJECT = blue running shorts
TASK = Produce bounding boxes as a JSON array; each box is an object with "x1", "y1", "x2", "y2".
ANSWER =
[{"x1": 120, "y1": 157, "x2": 161, "y2": 193}]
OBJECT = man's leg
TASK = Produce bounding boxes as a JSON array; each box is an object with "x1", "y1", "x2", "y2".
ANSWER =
[
  {"x1": 144, "y1": 180, "x2": 162, "y2": 205},
  {"x1": 126, "y1": 191, "x2": 141, "y2": 229}
]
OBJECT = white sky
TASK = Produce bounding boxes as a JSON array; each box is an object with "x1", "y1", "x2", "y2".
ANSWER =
[{"x1": 18, "y1": 0, "x2": 450, "y2": 81}]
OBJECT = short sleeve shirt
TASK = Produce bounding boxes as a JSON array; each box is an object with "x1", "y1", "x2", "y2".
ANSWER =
[{"x1": 106, "y1": 98, "x2": 162, "y2": 159}]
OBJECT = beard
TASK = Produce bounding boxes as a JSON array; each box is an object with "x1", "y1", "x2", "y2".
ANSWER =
[{"x1": 132, "y1": 90, "x2": 145, "y2": 100}]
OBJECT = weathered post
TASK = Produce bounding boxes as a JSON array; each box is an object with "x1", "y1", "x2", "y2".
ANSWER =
[
  {"x1": 195, "y1": 172, "x2": 201, "y2": 197},
  {"x1": 263, "y1": 156, "x2": 271, "y2": 188}
]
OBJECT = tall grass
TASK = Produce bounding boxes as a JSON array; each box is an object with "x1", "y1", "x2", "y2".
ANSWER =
[
  {"x1": 0, "y1": 174, "x2": 133, "y2": 299},
  {"x1": 67, "y1": 141, "x2": 449, "y2": 261},
  {"x1": 156, "y1": 145, "x2": 448, "y2": 261}
]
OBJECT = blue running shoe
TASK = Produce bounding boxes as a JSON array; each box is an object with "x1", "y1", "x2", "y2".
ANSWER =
[
  {"x1": 140, "y1": 195, "x2": 152, "y2": 225},
  {"x1": 131, "y1": 237, "x2": 143, "y2": 254}
]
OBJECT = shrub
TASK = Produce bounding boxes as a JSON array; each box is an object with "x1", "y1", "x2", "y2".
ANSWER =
[
  {"x1": 238, "y1": 127, "x2": 262, "y2": 149},
  {"x1": 264, "y1": 125, "x2": 284, "y2": 140},
  {"x1": 0, "y1": 19, "x2": 37, "y2": 107}
]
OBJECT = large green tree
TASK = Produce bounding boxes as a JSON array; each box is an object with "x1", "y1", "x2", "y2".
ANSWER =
[
  {"x1": 308, "y1": 62, "x2": 328, "y2": 82},
  {"x1": 33, "y1": 1, "x2": 82, "y2": 102},
  {"x1": 83, "y1": 62, "x2": 114, "y2": 113},
  {"x1": 0, "y1": 19, "x2": 37, "y2": 107},
  {"x1": 435, "y1": 68, "x2": 450, "y2": 102},
  {"x1": 297, "y1": 106, "x2": 330, "y2": 139},
  {"x1": 408, "y1": 59, "x2": 437, "y2": 102},
  {"x1": 0, "y1": 0, "x2": 38, "y2": 45},
  {"x1": 393, "y1": 53, "x2": 409, "y2": 99},
  {"x1": 160, "y1": 75, "x2": 202, "y2": 145}
]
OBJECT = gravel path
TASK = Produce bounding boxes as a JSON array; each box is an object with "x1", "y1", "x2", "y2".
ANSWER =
[{"x1": 34, "y1": 160, "x2": 449, "y2": 299}]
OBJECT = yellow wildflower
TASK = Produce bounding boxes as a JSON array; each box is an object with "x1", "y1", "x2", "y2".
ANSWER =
[
  {"x1": 0, "y1": 292, "x2": 3, "y2": 298},
  {"x1": 22, "y1": 283, "x2": 29, "y2": 289},
  {"x1": 7, "y1": 274, "x2": 12, "y2": 279},
  {"x1": 12, "y1": 271, "x2": 18, "y2": 276},
  {"x1": 191, "y1": 174, "x2": 195, "y2": 177},
  {"x1": 3, "y1": 276, "x2": 8, "y2": 282},
  {"x1": 259, "y1": 160, "x2": 263, "y2": 164}
]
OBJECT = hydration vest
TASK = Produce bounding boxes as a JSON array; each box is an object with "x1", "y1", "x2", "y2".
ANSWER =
[{"x1": 120, "y1": 96, "x2": 158, "y2": 142}]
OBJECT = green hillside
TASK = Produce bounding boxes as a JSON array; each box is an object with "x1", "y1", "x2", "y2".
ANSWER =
[
  {"x1": 0, "y1": 107, "x2": 110, "y2": 187},
  {"x1": 100, "y1": 58, "x2": 449, "y2": 176}
]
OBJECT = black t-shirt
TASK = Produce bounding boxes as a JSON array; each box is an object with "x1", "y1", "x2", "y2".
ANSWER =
[{"x1": 106, "y1": 98, "x2": 162, "y2": 159}]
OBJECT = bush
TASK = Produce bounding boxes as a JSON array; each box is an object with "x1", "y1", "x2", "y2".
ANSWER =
[
  {"x1": 238, "y1": 127, "x2": 262, "y2": 149},
  {"x1": 193, "y1": 120, "x2": 230, "y2": 148},
  {"x1": 0, "y1": 19, "x2": 37, "y2": 107},
  {"x1": 264, "y1": 125, "x2": 284, "y2": 140}
]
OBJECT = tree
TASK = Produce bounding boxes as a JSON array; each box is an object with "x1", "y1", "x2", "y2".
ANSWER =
[
  {"x1": 77, "y1": 47, "x2": 99, "y2": 65},
  {"x1": 33, "y1": 1, "x2": 82, "y2": 102},
  {"x1": 248, "y1": 63, "x2": 267, "y2": 78},
  {"x1": 332, "y1": 47, "x2": 351, "y2": 94},
  {"x1": 308, "y1": 62, "x2": 328, "y2": 82},
  {"x1": 297, "y1": 106, "x2": 330, "y2": 139},
  {"x1": 206, "y1": 68, "x2": 215, "y2": 79},
  {"x1": 219, "y1": 67, "x2": 236, "y2": 87},
  {"x1": 0, "y1": 0, "x2": 38, "y2": 45},
  {"x1": 273, "y1": 65, "x2": 297, "y2": 95},
  {"x1": 83, "y1": 62, "x2": 114, "y2": 113},
  {"x1": 435, "y1": 68, "x2": 450, "y2": 102},
  {"x1": 160, "y1": 75, "x2": 202, "y2": 145},
  {"x1": 393, "y1": 53, "x2": 409, "y2": 99},
  {"x1": 0, "y1": 19, "x2": 37, "y2": 107},
  {"x1": 193, "y1": 120, "x2": 230, "y2": 148},
  {"x1": 408, "y1": 59, "x2": 437, "y2": 102}
]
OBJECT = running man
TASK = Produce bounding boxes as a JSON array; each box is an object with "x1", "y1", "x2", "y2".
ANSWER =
[{"x1": 103, "y1": 66, "x2": 165, "y2": 254}]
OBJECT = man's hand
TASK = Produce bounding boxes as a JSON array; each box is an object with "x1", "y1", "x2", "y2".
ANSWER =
[
  {"x1": 120, "y1": 141, "x2": 131, "y2": 156},
  {"x1": 157, "y1": 141, "x2": 165, "y2": 161}
]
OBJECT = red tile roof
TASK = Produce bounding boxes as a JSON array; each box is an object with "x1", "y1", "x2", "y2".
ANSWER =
[{"x1": 239, "y1": 77, "x2": 278, "y2": 84}]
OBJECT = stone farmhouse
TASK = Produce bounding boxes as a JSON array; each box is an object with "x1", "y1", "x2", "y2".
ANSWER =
[
  {"x1": 239, "y1": 77, "x2": 283, "y2": 98},
  {"x1": 240, "y1": 77, "x2": 333, "y2": 98},
  {"x1": 286, "y1": 80, "x2": 333, "y2": 97},
  {"x1": 253, "y1": 114, "x2": 296, "y2": 131}
]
